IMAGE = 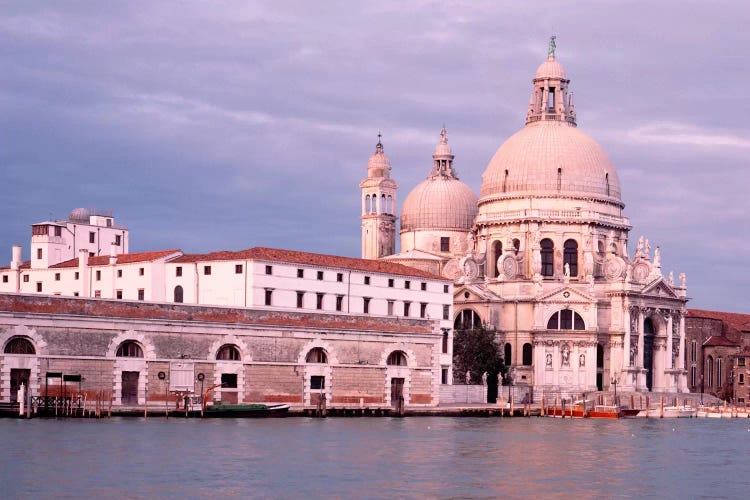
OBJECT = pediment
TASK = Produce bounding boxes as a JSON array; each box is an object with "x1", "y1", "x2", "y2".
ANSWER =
[
  {"x1": 454, "y1": 284, "x2": 502, "y2": 303},
  {"x1": 640, "y1": 278, "x2": 678, "y2": 299},
  {"x1": 538, "y1": 285, "x2": 596, "y2": 304}
]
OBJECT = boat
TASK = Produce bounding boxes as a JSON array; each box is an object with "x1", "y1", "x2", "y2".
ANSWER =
[
  {"x1": 587, "y1": 404, "x2": 621, "y2": 419},
  {"x1": 545, "y1": 400, "x2": 620, "y2": 418},
  {"x1": 170, "y1": 402, "x2": 290, "y2": 418}
]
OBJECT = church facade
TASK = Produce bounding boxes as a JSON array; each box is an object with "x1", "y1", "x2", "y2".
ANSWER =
[{"x1": 361, "y1": 40, "x2": 690, "y2": 400}]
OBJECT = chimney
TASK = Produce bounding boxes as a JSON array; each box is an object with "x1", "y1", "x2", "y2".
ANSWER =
[
  {"x1": 11, "y1": 245, "x2": 22, "y2": 270},
  {"x1": 79, "y1": 249, "x2": 89, "y2": 297},
  {"x1": 109, "y1": 243, "x2": 117, "y2": 265}
]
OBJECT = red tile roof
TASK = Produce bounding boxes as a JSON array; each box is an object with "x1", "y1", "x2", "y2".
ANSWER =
[
  {"x1": 687, "y1": 309, "x2": 750, "y2": 334},
  {"x1": 0, "y1": 260, "x2": 31, "y2": 271},
  {"x1": 702, "y1": 335, "x2": 739, "y2": 348},
  {"x1": 0, "y1": 294, "x2": 434, "y2": 334},
  {"x1": 172, "y1": 247, "x2": 448, "y2": 280},
  {"x1": 49, "y1": 250, "x2": 182, "y2": 268}
]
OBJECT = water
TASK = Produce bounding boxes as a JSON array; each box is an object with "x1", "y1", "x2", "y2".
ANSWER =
[{"x1": 1, "y1": 417, "x2": 749, "y2": 499}]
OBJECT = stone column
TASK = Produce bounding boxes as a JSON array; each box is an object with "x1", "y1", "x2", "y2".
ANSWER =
[
  {"x1": 678, "y1": 314, "x2": 688, "y2": 391},
  {"x1": 623, "y1": 306, "x2": 631, "y2": 368},
  {"x1": 637, "y1": 309, "x2": 646, "y2": 390},
  {"x1": 652, "y1": 337, "x2": 666, "y2": 392},
  {"x1": 666, "y1": 313, "x2": 674, "y2": 370}
]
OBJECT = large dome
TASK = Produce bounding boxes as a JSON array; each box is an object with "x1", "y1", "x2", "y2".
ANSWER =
[
  {"x1": 479, "y1": 121, "x2": 622, "y2": 203},
  {"x1": 401, "y1": 177, "x2": 478, "y2": 232}
]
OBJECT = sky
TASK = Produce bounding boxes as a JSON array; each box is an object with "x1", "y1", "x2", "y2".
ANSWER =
[{"x1": 1, "y1": 1, "x2": 748, "y2": 313}]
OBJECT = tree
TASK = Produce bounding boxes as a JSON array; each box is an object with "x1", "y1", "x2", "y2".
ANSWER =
[{"x1": 452, "y1": 325, "x2": 507, "y2": 385}]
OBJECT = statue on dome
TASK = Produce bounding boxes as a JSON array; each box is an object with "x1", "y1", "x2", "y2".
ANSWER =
[
  {"x1": 635, "y1": 236, "x2": 644, "y2": 260},
  {"x1": 644, "y1": 238, "x2": 651, "y2": 260},
  {"x1": 548, "y1": 35, "x2": 556, "y2": 57},
  {"x1": 652, "y1": 246, "x2": 661, "y2": 268},
  {"x1": 668, "y1": 271, "x2": 674, "y2": 287},
  {"x1": 679, "y1": 272, "x2": 687, "y2": 288}
]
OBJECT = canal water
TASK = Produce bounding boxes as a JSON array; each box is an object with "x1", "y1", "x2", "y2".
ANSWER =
[{"x1": 1, "y1": 417, "x2": 749, "y2": 499}]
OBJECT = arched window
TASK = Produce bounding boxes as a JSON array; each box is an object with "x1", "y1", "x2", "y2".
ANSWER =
[
  {"x1": 597, "y1": 240, "x2": 605, "y2": 256},
  {"x1": 707, "y1": 356, "x2": 714, "y2": 388},
  {"x1": 522, "y1": 343, "x2": 532, "y2": 366},
  {"x1": 512, "y1": 239, "x2": 520, "y2": 254},
  {"x1": 306, "y1": 347, "x2": 328, "y2": 363},
  {"x1": 365, "y1": 195, "x2": 371, "y2": 213},
  {"x1": 4, "y1": 337, "x2": 35, "y2": 354},
  {"x1": 174, "y1": 285, "x2": 184, "y2": 303},
  {"x1": 504, "y1": 343, "x2": 512, "y2": 365},
  {"x1": 454, "y1": 309, "x2": 482, "y2": 331},
  {"x1": 605, "y1": 173, "x2": 610, "y2": 196},
  {"x1": 381, "y1": 194, "x2": 386, "y2": 214},
  {"x1": 387, "y1": 195, "x2": 393, "y2": 214},
  {"x1": 557, "y1": 167, "x2": 562, "y2": 191},
  {"x1": 371, "y1": 194, "x2": 377, "y2": 213},
  {"x1": 217, "y1": 344, "x2": 241, "y2": 361},
  {"x1": 492, "y1": 241, "x2": 502, "y2": 277},
  {"x1": 387, "y1": 350, "x2": 407, "y2": 366},
  {"x1": 644, "y1": 318, "x2": 654, "y2": 335},
  {"x1": 563, "y1": 239, "x2": 578, "y2": 276},
  {"x1": 547, "y1": 310, "x2": 586, "y2": 330},
  {"x1": 503, "y1": 169, "x2": 509, "y2": 192},
  {"x1": 540, "y1": 239, "x2": 554, "y2": 277},
  {"x1": 717, "y1": 358, "x2": 723, "y2": 388},
  {"x1": 610, "y1": 243, "x2": 619, "y2": 256},
  {"x1": 116, "y1": 341, "x2": 143, "y2": 358}
]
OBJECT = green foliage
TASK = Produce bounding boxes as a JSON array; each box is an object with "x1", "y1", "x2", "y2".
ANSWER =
[{"x1": 453, "y1": 325, "x2": 506, "y2": 385}]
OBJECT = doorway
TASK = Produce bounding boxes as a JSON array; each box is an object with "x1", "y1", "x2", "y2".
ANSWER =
[
  {"x1": 10, "y1": 369, "x2": 30, "y2": 404},
  {"x1": 121, "y1": 371, "x2": 139, "y2": 405},
  {"x1": 390, "y1": 378, "x2": 404, "y2": 408},
  {"x1": 596, "y1": 344, "x2": 604, "y2": 391},
  {"x1": 644, "y1": 319, "x2": 655, "y2": 391}
]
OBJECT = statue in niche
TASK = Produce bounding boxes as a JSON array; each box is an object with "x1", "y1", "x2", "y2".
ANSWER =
[
  {"x1": 497, "y1": 372, "x2": 503, "y2": 387},
  {"x1": 561, "y1": 345, "x2": 570, "y2": 366},
  {"x1": 482, "y1": 372, "x2": 488, "y2": 386},
  {"x1": 679, "y1": 272, "x2": 687, "y2": 288},
  {"x1": 546, "y1": 353, "x2": 552, "y2": 367},
  {"x1": 630, "y1": 336, "x2": 638, "y2": 367},
  {"x1": 579, "y1": 353, "x2": 586, "y2": 367}
]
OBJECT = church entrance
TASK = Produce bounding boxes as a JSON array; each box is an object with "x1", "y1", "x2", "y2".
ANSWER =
[
  {"x1": 390, "y1": 378, "x2": 404, "y2": 408},
  {"x1": 643, "y1": 319, "x2": 655, "y2": 391},
  {"x1": 596, "y1": 344, "x2": 604, "y2": 391}
]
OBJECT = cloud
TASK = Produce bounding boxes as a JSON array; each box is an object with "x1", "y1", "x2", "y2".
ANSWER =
[{"x1": 624, "y1": 122, "x2": 750, "y2": 149}]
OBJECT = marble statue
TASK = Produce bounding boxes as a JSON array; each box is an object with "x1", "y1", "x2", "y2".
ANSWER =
[
  {"x1": 481, "y1": 372, "x2": 488, "y2": 386},
  {"x1": 679, "y1": 272, "x2": 686, "y2": 288},
  {"x1": 465, "y1": 370, "x2": 471, "y2": 385}
]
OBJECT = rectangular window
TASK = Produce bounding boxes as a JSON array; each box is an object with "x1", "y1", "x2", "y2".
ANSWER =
[
  {"x1": 387, "y1": 300, "x2": 394, "y2": 316},
  {"x1": 106, "y1": 219, "x2": 112, "y2": 227},
  {"x1": 443, "y1": 305, "x2": 450, "y2": 320},
  {"x1": 55, "y1": 273, "x2": 61, "y2": 281},
  {"x1": 420, "y1": 303, "x2": 427, "y2": 319},
  {"x1": 235, "y1": 264, "x2": 243, "y2": 274},
  {"x1": 114, "y1": 234, "x2": 121, "y2": 246},
  {"x1": 23, "y1": 275, "x2": 29, "y2": 283},
  {"x1": 89, "y1": 232, "x2": 95, "y2": 243},
  {"x1": 74, "y1": 272, "x2": 79, "y2": 280},
  {"x1": 264, "y1": 289, "x2": 273, "y2": 306},
  {"x1": 739, "y1": 397, "x2": 745, "y2": 404},
  {"x1": 404, "y1": 280, "x2": 411, "y2": 289},
  {"x1": 421, "y1": 282, "x2": 426, "y2": 291},
  {"x1": 337, "y1": 273, "x2": 343, "y2": 282},
  {"x1": 96, "y1": 270, "x2": 101, "y2": 281},
  {"x1": 316, "y1": 293, "x2": 324, "y2": 310},
  {"x1": 317, "y1": 271, "x2": 324, "y2": 281},
  {"x1": 138, "y1": 289, "x2": 144, "y2": 301},
  {"x1": 94, "y1": 290, "x2": 101, "y2": 298},
  {"x1": 739, "y1": 373, "x2": 745, "y2": 385},
  {"x1": 36, "y1": 282, "x2": 42, "y2": 292},
  {"x1": 36, "y1": 248, "x2": 42, "y2": 259},
  {"x1": 440, "y1": 237, "x2": 450, "y2": 252},
  {"x1": 32, "y1": 225, "x2": 47, "y2": 236},
  {"x1": 139, "y1": 268, "x2": 144, "y2": 276},
  {"x1": 54, "y1": 226, "x2": 62, "y2": 237},
  {"x1": 388, "y1": 278, "x2": 394, "y2": 288},
  {"x1": 221, "y1": 373, "x2": 238, "y2": 389},
  {"x1": 441, "y1": 368, "x2": 448, "y2": 385},
  {"x1": 364, "y1": 276, "x2": 371, "y2": 285},
  {"x1": 265, "y1": 265, "x2": 272, "y2": 275},
  {"x1": 691, "y1": 341, "x2": 697, "y2": 362},
  {"x1": 363, "y1": 297, "x2": 371, "y2": 314},
  {"x1": 2, "y1": 275, "x2": 7, "y2": 283},
  {"x1": 560, "y1": 309, "x2": 573, "y2": 329},
  {"x1": 739, "y1": 357, "x2": 746, "y2": 367},
  {"x1": 442, "y1": 330, "x2": 449, "y2": 353},
  {"x1": 297, "y1": 268, "x2": 304, "y2": 278},
  {"x1": 116, "y1": 290, "x2": 123, "y2": 300},
  {"x1": 403, "y1": 301, "x2": 411, "y2": 317},
  {"x1": 117, "y1": 269, "x2": 122, "y2": 278},
  {"x1": 297, "y1": 291, "x2": 304, "y2": 308},
  {"x1": 310, "y1": 375, "x2": 325, "y2": 390},
  {"x1": 443, "y1": 284, "x2": 449, "y2": 293},
  {"x1": 204, "y1": 266, "x2": 211, "y2": 275},
  {"x1": 176, "y1": 266, "x2": 183, "y2": 277},
  {"x1": 73, "y1": 292, "x2": 79, "y2": 297},
  {"x1": 336, "y1": 295, "x2": 343, "y2": 312}
]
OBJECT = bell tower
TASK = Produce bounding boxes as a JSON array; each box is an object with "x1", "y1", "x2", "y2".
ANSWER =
[{"x1": 360, "y1": 133, "x2": 397, "y2": 259}]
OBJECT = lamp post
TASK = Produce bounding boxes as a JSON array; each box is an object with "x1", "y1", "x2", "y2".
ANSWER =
[
  {"x1": 197, "y1": 373, "x2": 205, "y2": 417},
  {"x1": 158, "y1": 371, "x2": 168, "y2": 418},
  {"x1": 611, "y1": 375, "x2": 619, "y2": 407}
]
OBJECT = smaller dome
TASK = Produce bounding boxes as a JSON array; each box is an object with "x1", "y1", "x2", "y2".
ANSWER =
[
  {"x1": 433, "y1": 127, "x2": 453, "y2": 157},
  {"x1": 69, "y1": 208, "x2": 91, "y2": 221},
  {"x1": 401, "y1": 178, "x2": 478, "y2": 232},
  {"x1": 535, "y1": 55, "x2": 566, "y2": 80}
]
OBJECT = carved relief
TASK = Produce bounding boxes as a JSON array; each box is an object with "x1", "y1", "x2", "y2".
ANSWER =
[
  {"x1": 442, "y1": 259, "x2": 461, "y2": 280},
  {"x1": 500, "y1": 254, "x2": 519, "y2": 280},
  {"x1": 632, "y1": 262, "x2": 650, "y2": 283}
]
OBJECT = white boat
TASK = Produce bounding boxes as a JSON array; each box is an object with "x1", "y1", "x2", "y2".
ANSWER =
[{"x1": 661, "y1": 406, "x2": 697, "y2": 418}]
